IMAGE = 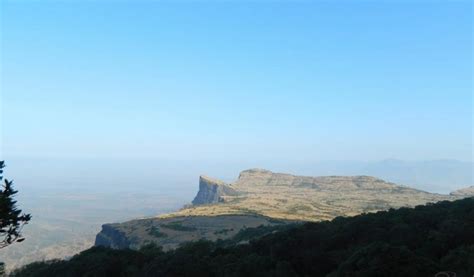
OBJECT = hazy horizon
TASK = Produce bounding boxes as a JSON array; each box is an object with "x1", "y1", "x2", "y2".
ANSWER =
[{"x1": 3, "y1": 157, "x2": 473, "y2": 195}]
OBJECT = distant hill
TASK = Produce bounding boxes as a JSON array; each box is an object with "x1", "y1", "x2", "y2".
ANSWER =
[
  {"x1": 95, "y1": 169, "x2": 472, "y2": 250},
  {"x1": 450, "y1": 186, "x2": 474, "y2": 197},
  {"x1": 13, "y1": 198, "x2": 474, "y2": 276}
]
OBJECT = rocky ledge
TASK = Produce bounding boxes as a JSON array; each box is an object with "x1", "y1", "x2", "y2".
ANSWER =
[
  {"x1": 95, "y1": 224, "x2": 131, "y2": 249},
  {"x1": 192, "y1": 175, "x2": 238, "y2": 205}
]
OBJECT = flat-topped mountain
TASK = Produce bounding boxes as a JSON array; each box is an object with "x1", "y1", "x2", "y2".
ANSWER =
[
  {"x1": 96, "y1": 169, "x2": 471, "y2": 250},
  {"x1": 167, "y1": 168, "x2": 455, "y2": 221}
]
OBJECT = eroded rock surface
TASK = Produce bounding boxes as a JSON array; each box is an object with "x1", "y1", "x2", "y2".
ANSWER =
[{"x1": 192, "y1": 176, "x2": 238, "y2": 205}]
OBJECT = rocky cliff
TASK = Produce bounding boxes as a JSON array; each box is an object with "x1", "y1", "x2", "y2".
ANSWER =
[
  {"x1": 95, "y1": 224, "x2": 131, "y2": 249},
  {"x1": 95, "y1": 215, "x2": 287, "y2": 250},
  {"x1": 192, "y1": 176, "x2": 238, "y2": 205}
]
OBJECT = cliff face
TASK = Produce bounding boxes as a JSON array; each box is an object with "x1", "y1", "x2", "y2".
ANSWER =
[
  {"x1": 192, "y1": 176, "x2": 238, "y2": 205},
  {"x1": 94, "y1": 215, "x2": 287, "y2": 250},
  {"x1": 95, "y1": 224, "x2": 131, "y2": 249}
]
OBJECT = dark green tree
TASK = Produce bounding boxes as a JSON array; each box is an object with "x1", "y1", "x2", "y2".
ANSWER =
[{"x1": 0, "y1": 161, "x2": 31, "y2": 249}]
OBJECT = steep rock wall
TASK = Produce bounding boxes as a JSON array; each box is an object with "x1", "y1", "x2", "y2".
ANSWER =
[
  {"x1": 95, "y1": 224, "x2": 131, "y2": 249},
  {"x1": 192, "y1": 176, "x2": 238, "y2": 205}
]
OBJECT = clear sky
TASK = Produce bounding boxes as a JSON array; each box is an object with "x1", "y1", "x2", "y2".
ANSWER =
[{"x1": 1, "y1": 0, "x2": 472, "y2": 164}]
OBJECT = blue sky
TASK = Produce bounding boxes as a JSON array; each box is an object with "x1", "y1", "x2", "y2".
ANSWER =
[{"x1": 1, "y1": 1, "x2": 472, "y2": 163}]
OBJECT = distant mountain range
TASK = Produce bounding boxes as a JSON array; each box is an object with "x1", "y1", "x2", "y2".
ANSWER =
[{"x1": 96, "y1": 169, "x2": 473, "y2": 250}]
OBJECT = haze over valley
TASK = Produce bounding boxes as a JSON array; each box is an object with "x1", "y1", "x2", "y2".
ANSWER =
[{"x1": 1, "y1": 1, "x2": 472, "y2": 275}]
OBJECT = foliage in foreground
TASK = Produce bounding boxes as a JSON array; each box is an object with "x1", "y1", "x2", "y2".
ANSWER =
[
  {"x1": 0, "y1": 161, "x2": 31, "y2": 249},
  {"x1": 12, "y1": 198, "x2": 474, "y2": 277}
]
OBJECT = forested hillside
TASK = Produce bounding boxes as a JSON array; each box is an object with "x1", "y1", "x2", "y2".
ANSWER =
[{"x1": 12, "y1": 198, "x2": 474, "y2": 277}]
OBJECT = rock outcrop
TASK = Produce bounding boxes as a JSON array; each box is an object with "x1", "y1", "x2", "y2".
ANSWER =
[
  {"x1": 95, "y1": 224, "x2": 131, "y2": 249},
  {"x1": 95, "y1": 215, "x2": 287, "y2": 250},
  {"x1": 192, "y1": 176, "x2": 238, "y2": 205}
]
